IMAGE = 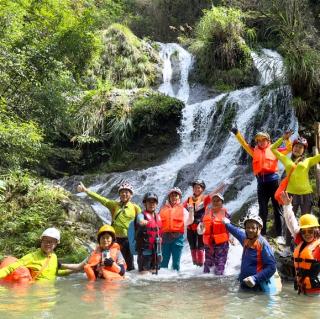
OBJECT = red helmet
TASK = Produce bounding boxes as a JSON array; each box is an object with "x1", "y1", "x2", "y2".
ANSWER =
[{"x1": 292, "y1": 137, "x2": 308, "y2": 149}]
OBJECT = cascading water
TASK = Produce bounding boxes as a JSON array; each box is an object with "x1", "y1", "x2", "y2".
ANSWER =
[{"x1": 60, "y1": 43, "x2": 298, "y2": 278}]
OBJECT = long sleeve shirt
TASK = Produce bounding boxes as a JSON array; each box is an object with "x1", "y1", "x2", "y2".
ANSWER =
[
  {"x1": 271, "y1": 137, "x2": 320, "y2": 194},
  {"x1": 226, "y1": 224, "x2": 276, "y2": 284},
  {"x1": 87, "y1": 190, "x2": 141, "y2": 238},
  {"x1": 0, "y1": 249, "x2": 70, "y2": 281}
]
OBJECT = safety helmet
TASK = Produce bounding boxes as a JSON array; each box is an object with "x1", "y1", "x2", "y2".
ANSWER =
[
  {"x1": 97, "y1": 224, "x2": 116, "y2": 242},
  {"x1": 299, "y1": 214, "x2": 319, "y2": 229},
  {"x1": 212, "y1": 193, "x2": 224, "y2": 202},
  {"x1": 168, "y1": 187, "x2": 182, "y2": 198},
  {"x1": 244, "y1": 215, "x2": 263, "y2": 228},
  {"x1": 40, "y1": 228, "x2": 60, "y2": 243},
  {"x1": 255, "y1": 132, "x2": 271, "y2": 142},
  {"x1": 143, "y1": 192, "x2": 158, "y2": 203},
  {"x1": 292, "y1": 137, "x2": 308, "y2": 150},
  {"x1": 118, "y1": 181, "x2": 134, "y2": 194},
  {"x1": 191, "y1": 179, "x2": 206, "y2": 189}
]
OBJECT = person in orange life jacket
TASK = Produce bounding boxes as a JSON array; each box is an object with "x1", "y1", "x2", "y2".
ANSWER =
[
  {"x1": 84, "y1": 225, "x2": 126, "y2": 281},
  {"x1": 231, "y1": 127, "x2": 292, "y2": 241},
  {"x1": 280, "y1": 191, "x2": 320, "y2": 294},
  {"x1": 135, "y1": 192, "x2": 162, "y2": 274},
  {"x1": 197, "y1": 193, "x2": 231, "y2": 275},
  {"x1": 160, "y1": 187, "x2": 194, "y2": 271},
  {"x1": 183, "y1": 180, "x2": 226, "y2": 267},
  {"x1": 77, "y1": 181, "x2": 141, "y2": 271},
  {"x1": 223, "y1": 212, "x2": 277, "y2": 292}
]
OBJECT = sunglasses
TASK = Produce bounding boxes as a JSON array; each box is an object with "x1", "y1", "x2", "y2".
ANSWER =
[{"x1": 300, "y1": 229, "x2": 315, "y2": 235}]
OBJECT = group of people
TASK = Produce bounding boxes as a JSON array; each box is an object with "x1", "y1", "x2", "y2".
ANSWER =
[{"x1": 0, "y1": 128, "x2": 320, "y2": 296}]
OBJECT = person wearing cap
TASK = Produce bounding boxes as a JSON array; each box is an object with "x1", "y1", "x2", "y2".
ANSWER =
[
  {"x1": 84, "y1": 225, "x2": 126, "y2": 281},
  {"x1": 77, "y1": 181, "x2": 141, "y2": 271},
  {"x1": 183, "y1": 180, "x2": 226, "y2": 266},
  {"x1": 135, "y1": 192, "x2": 162, "y2": 274},
  {"x1": 222, "y1": 212, "x2": 279, "y2": 293},
  {"x1": 280, "y1": 191, "x2": 320, "y2": 294},
  {"x1": 159, "y1": 187, "x2": 194, "y2": 271},
  {"x1": 0, "y1": 228, "x2": 72, "y2": 282},
  {"x1": 230, "y1": 127, "x2": 292, "y2": 241},
  {"x1": 197, "y1": 193, "x2": 231, "y2": 275}
]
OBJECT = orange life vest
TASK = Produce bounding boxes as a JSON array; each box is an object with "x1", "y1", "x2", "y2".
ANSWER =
[
  {"x1": 85, "y1": 242, "x2": 126, "y2": 281},
  {"x1": 252, "y1": 145, "x2": 278, "y2": 175},
  {"x1": 0, "y1": 256, "x2": 32, "y2": 284},
  {"x1": 293, "y1": 238, "x2": 320, "y2": 294},
  {"x1": 160, "y1": 203, "x2": 184, "y2": 234},
  {"x1": 203, "y1": 207, "x2": 229, "y2": 246}
]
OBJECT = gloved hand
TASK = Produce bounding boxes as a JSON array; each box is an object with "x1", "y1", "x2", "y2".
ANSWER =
[
  {"x1": 222, "y1": 217, "x2": 230, "y2": 224},
  {"x1": 230, "y1": 126, "x2": 238, "y2": 135},
  {"x1": 243, "y1": 276, "x2": 256, "y2": 288},
  {"x1": 104, "y1": 257, "x2": 114, "y2": 267}
]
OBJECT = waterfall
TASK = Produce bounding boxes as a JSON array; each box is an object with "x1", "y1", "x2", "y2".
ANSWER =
[{"x1": 60, "y1": 43, "x2": 298, "y2": 277}]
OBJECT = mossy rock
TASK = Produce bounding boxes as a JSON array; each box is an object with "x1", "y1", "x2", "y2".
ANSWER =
[
  {"x1": 85, "y1": 23, "x2": 162, "y2": 90},
  {"x1": 0, "y1": 172, "x2": 102, "y2": 262}
]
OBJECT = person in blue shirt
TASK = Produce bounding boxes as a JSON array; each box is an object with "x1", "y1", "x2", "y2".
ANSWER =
[{"x1": 223, "y1": 212, "x2": 281, "y2": 293}]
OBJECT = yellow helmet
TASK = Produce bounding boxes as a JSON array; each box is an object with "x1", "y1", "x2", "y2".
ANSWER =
[
  {"x1": 97, "y1": 224, "x2": 116, "y2": 242},
  {"x1": 255, "y1": 132, "x2": 270, "y2": 142},
  {"x1": 299, "y1": 214, "x2": 320, "y2": 229}
]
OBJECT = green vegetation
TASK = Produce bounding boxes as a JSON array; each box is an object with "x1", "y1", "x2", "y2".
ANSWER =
[
  {"x1": 189, "y1": 6, "x2": 258, "y2": 90},
  {"x1": 0, "y1": 172, "x2": 101, "y2": 261},
  {"x1": 74, "y1": 89, "x2": 184, "y2": 163}
]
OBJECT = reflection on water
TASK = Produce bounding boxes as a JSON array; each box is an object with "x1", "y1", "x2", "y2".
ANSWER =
[{"x1": 0, "y1": 274, "x2": 319, "y2": 319}]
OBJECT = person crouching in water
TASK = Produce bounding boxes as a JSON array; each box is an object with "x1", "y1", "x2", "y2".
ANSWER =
[
  {"x1": 136, "y1": 192, "x2": 162, "y2": 274},
  {"x1": 223, "y1": 214, "x2": 280, "y2": 293},
  {"x1": 197, "y1": 193, "x2": 230, "y2": 275},
  {"x1": 84, "y1": 225, "x2": 126, "y2": 281},
  {"x1": 281, "y1": 191, "x2": 320, "y2": 294},
  {"x1": 160, "y1": 187, "x2": 194, "y2": 271},
  {"x1": 0, "y1": 228, "x2": 71, "y2": 282}
]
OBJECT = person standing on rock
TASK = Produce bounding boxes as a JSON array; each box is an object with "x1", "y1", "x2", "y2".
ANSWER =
[
  {"x1": 272, "y1": 134, "x2": 320, "y2": 246},
  {"x1": 230, "y1": 127, "x2": 292, "y2": 243},
  {"x1": 77, "y1": 181, "x2": 141, "y2": 271}
]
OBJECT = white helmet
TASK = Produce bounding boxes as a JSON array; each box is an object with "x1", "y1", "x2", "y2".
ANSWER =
[
  {"x1": 244, "y1": 215, "x2": 263, "y2": 228},
  {"x1": 212, "y1": 193, "x2": 224, "y2": 202},
  {"x1": 118, "y1": 181, "x2": 134, "y2": 194},
  {"x1": 168, "y1": 187, "x2": 182, "y2": 198},
  {"x1": 41, "y1": 228, "x2": 60, "y2": 243}
]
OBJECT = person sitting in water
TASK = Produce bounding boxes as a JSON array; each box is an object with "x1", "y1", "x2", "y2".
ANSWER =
[
  {"x1": 183, "y1": 180, "x2": 226, "y2": 267},
  {"x1": 135, "y1": 192, "x2": 162, "y2": 274},
  {"x1": 84, "y1": 225, "x2": 126, "y2": 281},
  {"x1": 280, "y1": 191, "x2": 320, "y2": 294},
  {"x1": 160, "y1": 187, "x2": 194, "y2": 271},
  {"x1": 197, "y1": 193, "x2": 231, "y2": 275},
  {"x1": 230, "y1": 127, "x2": 292, "y2": 243},
  {"x1": 77, "y1": 181, "x2": 141, "y2": 271},
  {"x1": 223, "y1": 213, "x2": 280, "y2": 293},
  {"x1": 0, "y1": 228, "x2": 72, "y2": 282}
]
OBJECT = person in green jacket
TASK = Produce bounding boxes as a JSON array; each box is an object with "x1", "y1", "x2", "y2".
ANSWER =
[
  {"x1": 77, "y1": 181, "x2": 141, "y2": 271},
  {"x1": 271, "y1": 134, "x2": 320, "y2": 246},
  {"x1": 0, "y1": 228, "x2": 71, "y2": 282}
]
